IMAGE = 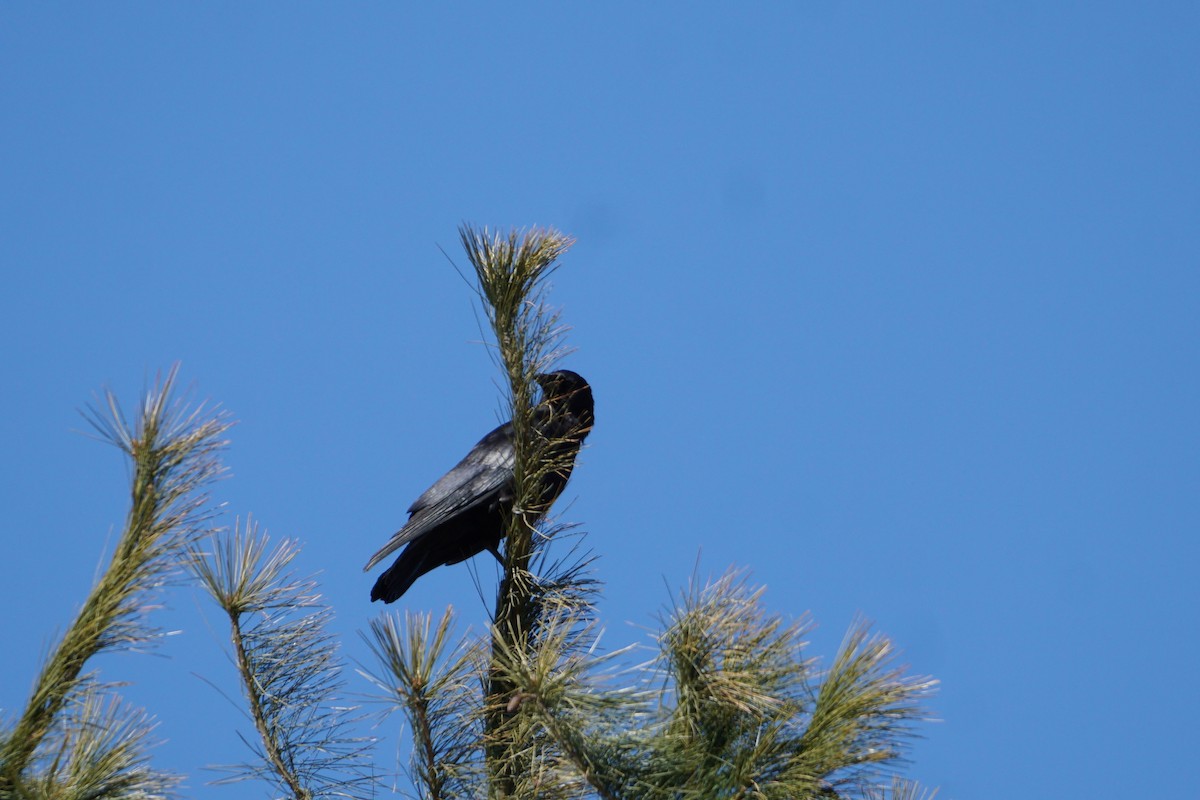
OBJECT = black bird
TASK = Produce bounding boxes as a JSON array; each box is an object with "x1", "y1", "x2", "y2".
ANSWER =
[{"x1": 365, "y1": 370, "x2": 594, "y2": 603}]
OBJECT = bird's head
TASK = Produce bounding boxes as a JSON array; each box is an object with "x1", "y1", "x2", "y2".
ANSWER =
[{"x1": 535, "y1": 370, "x2": 594, "y2": 433}]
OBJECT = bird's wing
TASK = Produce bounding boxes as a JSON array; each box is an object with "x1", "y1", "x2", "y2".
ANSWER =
[{"x1": 363, "y1": 421, "x2": 515, "y2": 572}]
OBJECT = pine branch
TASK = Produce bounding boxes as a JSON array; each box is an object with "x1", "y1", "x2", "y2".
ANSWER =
[
  {"x1": 537, "y1": 570, "x2": 935, "y2": 800},
  {"x1": 863, "y1": 777, "x2": 938, "y2": 800},
  {"x1": 789, "y1": 619, "x2": 936, "y2": 794},
  {"x1": 456, "y1": 224, "x2": 577, "y2": 798},
  {"x1": 15, "y1": 690, "x2": 182, "y2": 800},
  {"x1": 360, "y1": 608, "x2": 485, "y2": 800},
  {"x1": 647, "y1": 569, "x2": 816, "y2": 799},
  {"x1": 487, "y1": 608, "x2": 648, "y2": 800},
  {"x1": 14, "y1": 688, "x2": 181, "y2": 800},
  {"x1": 190, "y1": 520, "x2": 376, "y2": 800},
  {"x1": 0, "y1": 366, "x2": 229, "y2": 793}
]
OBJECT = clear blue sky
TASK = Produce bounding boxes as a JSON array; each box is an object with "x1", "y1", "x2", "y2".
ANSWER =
[{"x1": 2, "y1": 4, "x2": 1197, "y2": 798}]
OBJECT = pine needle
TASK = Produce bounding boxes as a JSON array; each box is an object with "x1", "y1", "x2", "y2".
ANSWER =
[
  {"x1": 190, "y1": 520, "x2": 376, "y2": 800},
  {"x1": 0, "y1": 365, "x2": 229, "y2": 794}
]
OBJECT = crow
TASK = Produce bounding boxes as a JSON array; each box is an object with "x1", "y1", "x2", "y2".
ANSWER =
[{"x1": 365, "y1": 370, "x2": 594, "y2": 603}]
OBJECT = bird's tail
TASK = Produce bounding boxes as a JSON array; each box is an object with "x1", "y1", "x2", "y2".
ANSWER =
[{"x1": 370, "y1": 539, "x2": 436, "y2": 603}]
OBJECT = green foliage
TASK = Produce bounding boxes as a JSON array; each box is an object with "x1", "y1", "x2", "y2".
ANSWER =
[
  {"x1": 189, "y1": 520, "x2": 376, "y2": 800},
  {"x1": 360, "y1": 610, "x2": 484, "y2": 800},
  {"x1": 13, "y1": 690, "x2": 180, "y2": 800},
  {"x1": 364, "y1": 227, "x2": 938, "y2": 800},
  {"x1": 863, "y1": 778, "x2": 938, "y2": 800},
  {"x1": 792, "y1": 621, "x2": 932, "y2": 789},
  {"x1": 457, "y1": 224, "x2": 585, "y2": 796},
  {"x1": 369, "y1": 566, "x2": 936, "y2": 800},
  {"x1": 5, "y1": 226, "x2": 939, "y2": 799},
  {"x1": 0, "y1": 367, "x2": 228, "y2": 799}
]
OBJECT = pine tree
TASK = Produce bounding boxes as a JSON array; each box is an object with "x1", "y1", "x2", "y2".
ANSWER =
[
  {"x1": 358, "y1": 226, "x2": 938, "y2": 800},
  {"x1": 1, "y1": 227, "x2": 936, "y2": 800}
]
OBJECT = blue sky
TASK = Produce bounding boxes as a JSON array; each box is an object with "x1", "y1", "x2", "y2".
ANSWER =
[{"x1": 2, "y1": 4, "x2": 1197, "y2": 798}]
